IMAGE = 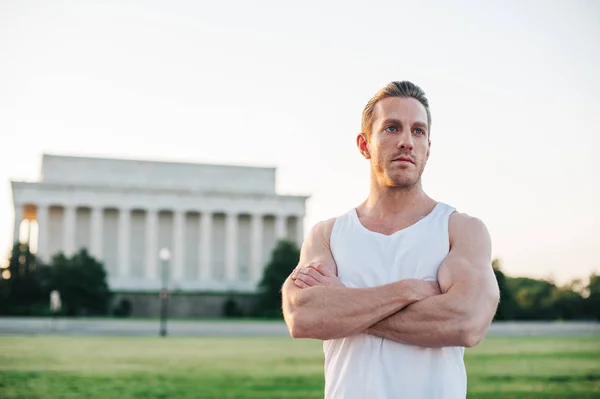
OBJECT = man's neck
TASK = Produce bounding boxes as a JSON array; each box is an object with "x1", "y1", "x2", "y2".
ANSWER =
[{"x1": 362, "y1": 182, "x2": 434, "y2": 219}]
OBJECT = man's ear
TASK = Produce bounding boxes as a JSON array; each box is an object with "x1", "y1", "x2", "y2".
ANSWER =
[{"x1": 357, "y1": 133, "x2": 371, "y2": 160}]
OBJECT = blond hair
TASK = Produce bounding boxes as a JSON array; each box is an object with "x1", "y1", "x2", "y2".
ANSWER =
[{"x1": 361, "y1": 81, "x2": 431, "y2": 136}]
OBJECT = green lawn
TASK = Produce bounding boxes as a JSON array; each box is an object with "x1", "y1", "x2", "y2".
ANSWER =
[{"x1": 0, "y1": 335, "x2": 599, "y2": 398}]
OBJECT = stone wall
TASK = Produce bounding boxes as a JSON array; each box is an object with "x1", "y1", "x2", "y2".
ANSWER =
[{"x1": 111, "y1": 292, "x2": 261, "y2": 318}]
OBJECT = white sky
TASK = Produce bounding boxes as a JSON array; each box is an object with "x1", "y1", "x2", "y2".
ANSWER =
[{"x1": 1, "y1": 0, "x2": 599, "y2": 284}]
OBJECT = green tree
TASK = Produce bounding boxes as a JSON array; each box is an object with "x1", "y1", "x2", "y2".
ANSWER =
[
  {"x1": 506, "y1": 276, "x2": 589, "y2": 321},
  {"x1": 255, "y1": 240, "x2": 300, "y2": 318},
  {"x1": 551, "y1": 284, "x2": 585, "y2": 320},
  {"x1": 508, "y1": 277, "x2": 559, "y2": 320},
  {"x1": 584, "y1": 273, "x2": 600, "y2": 320},
  {"x1": 492, "y1": 259, "x2": 517, "y2": 320},
  {"x1": 0, "y1": 243, "x2": 48, "y2": 315},
  {"x1": 49, "y1": 249, "x2": 112, "y2": 316}
]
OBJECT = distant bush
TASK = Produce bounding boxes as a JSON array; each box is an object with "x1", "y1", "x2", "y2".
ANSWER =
[
  {"x1": 0, "y1": 243, "x2": 48, "y2": 315},
  {"x1": 0, "y1": 244, "x2": 112, "y2": 316},
  {"x1": 49, "y1": 249, "x2": 112, "y2": 316},
  {"x1": 113, "y1": 298, "x2": 132, "y2": 317},
  {"x1": 223, "y1": 297, "x2": 244, "y2": 318},
  {"x1": 493, "y1": 259, "x2": 594, "y2": 321},
  {"x1": 253, "y1": 240, "x2": 300, "y2": 318}
]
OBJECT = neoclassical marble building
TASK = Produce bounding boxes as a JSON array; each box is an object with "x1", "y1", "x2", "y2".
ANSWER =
[{"x1": 11, "y1": 154, "x2": 307, "y2": 299}]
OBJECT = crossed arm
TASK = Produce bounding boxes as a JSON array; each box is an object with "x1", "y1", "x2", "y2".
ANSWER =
[
  {"x1": 281, "y1": 213, "x2": 500, "y2": 348},
  {"x1": 281, "y1": 218, "x2": 439, "y2": 341}
]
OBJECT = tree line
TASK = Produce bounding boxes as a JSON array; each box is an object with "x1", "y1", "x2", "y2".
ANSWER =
[
  {"x1": 1, "y1": 241, "x2": 598, "y2": 321},
  {"x1": 0, "y1": 243, "x2": 111, "y2": 316},
  {"x1": 492, "y1": 259, "x2": 599, "y2": 321}
]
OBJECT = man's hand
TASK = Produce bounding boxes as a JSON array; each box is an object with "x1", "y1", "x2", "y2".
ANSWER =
[
  {"x1": 409, "y1": 279, "x2": 443, "y2": 299},
  {"x1": 291, "y1": 263, "x2": 345, "y2": 288}
]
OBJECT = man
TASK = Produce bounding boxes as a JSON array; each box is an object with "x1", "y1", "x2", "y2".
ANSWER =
[{"x1": 281, "y1": 81, "x2": 500, "y2": 398}]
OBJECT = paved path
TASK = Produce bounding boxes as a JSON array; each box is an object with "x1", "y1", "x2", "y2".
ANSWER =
[{"x1": 0, "y1": 318, "x2": 598, "y2": 337}]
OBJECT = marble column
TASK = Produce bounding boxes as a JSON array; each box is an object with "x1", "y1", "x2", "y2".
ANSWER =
[
  {"x1": 275, "y1": 213, "x2": 287, "y2": 241},
  {"x1": 36, "y1": 205, "x2": 49, "y2": 261},
  {"x1": 25, "y1": 219, "x2": 33, "y2": 245},
  {"x1": 172, "y1": 210, "x2": 185, "y2": 280},
  {"x1": 145, "y1": 209, "x2": 158, "y2": 279},
  {"x1": 295, "y1": 214, "x2": 304, "y2": 248},
  {"x1": 199, "y1": 211, "x2": 212, "y2": 281},
  {"x1": 63, "y1": 205, "x2": 76, "y2": 256},
  {"x1": 90, "y1": 207, "x2": 104, "y2": 260},
  {"x1": 225, "y1": 212, "x2": 238, "y2": 281},
  {"x1": 250, "y1": 213, "x2": 263, "y2": 283},
  {"x1": 118, "y1": 207, "x2": 131, "y2": 277},
  {"x1": 12, "y1": 204, "x2": 23, "y2": 245}
]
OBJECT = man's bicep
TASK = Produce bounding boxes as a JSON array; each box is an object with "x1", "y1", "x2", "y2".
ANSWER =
[
  {"x1": 429, "y1": 214, "x2": 499, "y2": 347},
  {"x1": 438, "y1": 214, "x2": 497, "y2": 295},
  {"x1": 295, "y1": 218, "x2": 338, "y2": 276},
  {"x1": 282, "y1": 218, "x2": 337, "y2": 318},
  {"x1": 283, "y1": 218, "x2": 337, "y2": 298}
]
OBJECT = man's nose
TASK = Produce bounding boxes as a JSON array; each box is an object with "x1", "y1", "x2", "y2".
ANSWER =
[{"x1": 396, "y1": 128, "x2": 414, "y2": 150}]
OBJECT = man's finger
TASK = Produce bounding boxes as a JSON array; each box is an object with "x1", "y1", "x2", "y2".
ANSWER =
[
  {"x1": 294, "y1": 279, "x2": 308, "y2": 289},
  {"x1": 295, "y1": 273, "x2": 320, "y2": 287},
  {"x1": 311, "y1": 263, "x2": 335, "y2": 277},
  {"x1": 301, "y1": 266, "x2": 325, "y2": 281}
]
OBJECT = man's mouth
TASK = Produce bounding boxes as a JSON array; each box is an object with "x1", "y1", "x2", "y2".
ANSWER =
[{"x1": 392, "y1": 156, "x2": 415, "y2": 165}]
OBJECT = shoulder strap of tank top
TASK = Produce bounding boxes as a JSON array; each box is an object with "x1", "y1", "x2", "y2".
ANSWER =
[
  {"x1": 330, "y1": 208, "x2": 357, "y2": 250},
  {"x1": 430, "y1": 202, "x2": 456, "y2": 250},
  {"x1": 435, "y1": 202, "x2": 456, "y2": 219}
]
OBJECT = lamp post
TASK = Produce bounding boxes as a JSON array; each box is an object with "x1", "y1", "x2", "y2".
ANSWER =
[{"x1": 159, "y1": 248, "x2": 171, "y2": 337}]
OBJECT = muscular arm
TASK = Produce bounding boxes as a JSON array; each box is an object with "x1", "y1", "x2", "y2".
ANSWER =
[
  {"x1": 281, "y1": 219, "x2": 432, "y2": 341},
  {"x1": 365, "y1": 213, "x2": 500, "y2": 348}
]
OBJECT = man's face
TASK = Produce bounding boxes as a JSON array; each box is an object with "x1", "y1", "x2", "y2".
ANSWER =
[{"x1": 358, "y1": 97, "x2": 430, "y2": 189}]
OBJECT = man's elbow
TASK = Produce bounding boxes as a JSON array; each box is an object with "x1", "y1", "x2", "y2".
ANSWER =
[
  {"x1": 458, "y1": 327, "x2": 484, "y2": 348},
  {"x1": 282, "y1": 285, "x2": 334, "y2": 340},
  {"x1": 283, "y1": 305, "x2": 301, "y2": 338},
  {"x1": 285, "y1": 310, "x2": 317, "y2": 339},
  {"x1": 458, "y1": 289, "x2": 499, "y2": 348},
  {"x1": 457, "y1": 313, "x2": 494, "y2": 348},
  {"x1": 283, "y1": 293, "x2": 310, "y2": 339}
]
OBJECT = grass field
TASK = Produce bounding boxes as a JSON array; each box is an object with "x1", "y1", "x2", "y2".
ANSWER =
[{"x1": 0, "y1": 335, "x2": 599, "y2": 398}]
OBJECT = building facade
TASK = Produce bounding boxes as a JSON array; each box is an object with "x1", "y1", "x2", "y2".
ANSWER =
[{"x1": 10, "y1": 154, "x2": 308, "y2": 316}]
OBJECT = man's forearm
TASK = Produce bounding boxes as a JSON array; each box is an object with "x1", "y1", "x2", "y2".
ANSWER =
[
  {"x1": 366, "y1": 283, "x2": 497, "y2": 348},
  {"x1": 283, "y1": 279, "x2": 420, "y2": 341},
  {"x1": 366, "y1": 292, "x2": 468, "y2": 347}
]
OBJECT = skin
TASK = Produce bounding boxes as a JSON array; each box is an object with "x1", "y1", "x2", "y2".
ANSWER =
[{"x1": 281, "y1": 96, "x2": 500, "y2": 347}]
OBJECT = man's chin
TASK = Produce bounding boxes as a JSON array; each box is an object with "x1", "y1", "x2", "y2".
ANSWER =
[{"x1": 388, "y1": 175, "x2": 420, "y2": 189}]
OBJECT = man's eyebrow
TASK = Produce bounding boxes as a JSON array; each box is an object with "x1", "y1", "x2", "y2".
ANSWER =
[
  {"x1": 380, "y1": 118, "x2": 428, "y2": 130},
  {"x1": 412, "y1": 121, "x2": 428, "y2": 130},
  {"x1": 380, "y1": 118, "x2": 403, "y2": 126}
]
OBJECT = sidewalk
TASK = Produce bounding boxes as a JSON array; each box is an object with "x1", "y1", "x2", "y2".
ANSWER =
[{"x1": 1, "y1": 317, "x2": 598, "y2": 337}]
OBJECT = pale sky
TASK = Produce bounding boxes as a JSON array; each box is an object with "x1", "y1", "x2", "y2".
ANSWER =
[{"x1": 1, "y1": 0, "x2": 599, "y2": 284}]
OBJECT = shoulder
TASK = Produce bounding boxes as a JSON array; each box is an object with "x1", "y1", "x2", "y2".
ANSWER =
[
  {"x1": 299, "y1": 217, "x2": 339, "y2": 275},
  {"x1": 312, "y1": 217, "x2": 337, "y2": 234},
  {"x1": 448, "y1": 212, "x2": 491, "y2": 253},
  {"x1": 307, "y1": 218, "x2": 337, "y2": 248},
  {"x1": 449, "y1": 212, "x2": 490, "y2": 240}
]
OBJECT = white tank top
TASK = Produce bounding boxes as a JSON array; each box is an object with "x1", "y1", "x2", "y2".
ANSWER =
[{"x1": 324, "y1": 202, "x2": 467, "y2": 399}]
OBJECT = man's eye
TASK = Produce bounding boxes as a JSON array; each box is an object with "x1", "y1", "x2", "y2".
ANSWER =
[
  {"x1": 415, "y1": 128, "x2": 425, "y2": 135},
  {"x1": 384, "y1": 126, "x2": 397, "y2": 132}
]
